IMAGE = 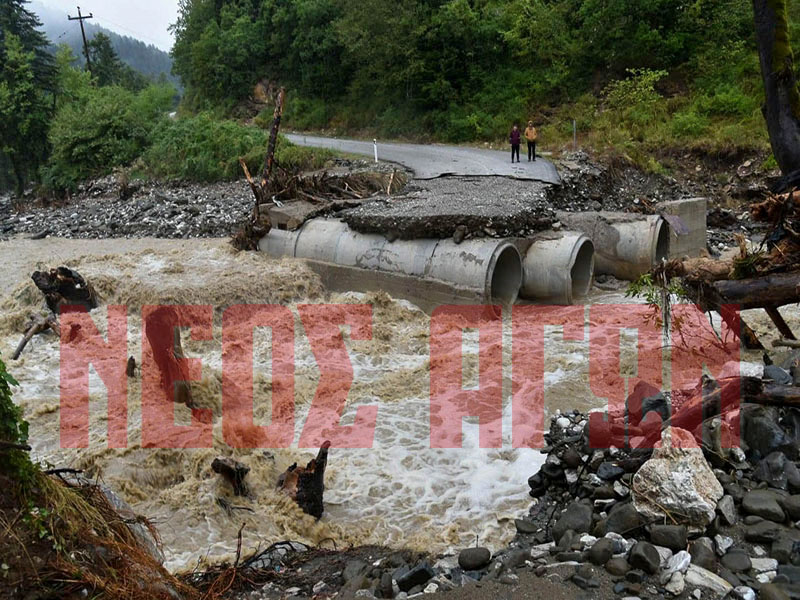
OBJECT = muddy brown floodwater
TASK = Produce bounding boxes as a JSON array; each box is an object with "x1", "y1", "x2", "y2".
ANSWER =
[{"x1": 0, "y1": 236, "x2": 785, "y2": 574}]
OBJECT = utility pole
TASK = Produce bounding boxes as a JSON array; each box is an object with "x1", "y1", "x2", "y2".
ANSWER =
[{"x1": 68, "y1": 6, "x2": 94, "y2": 77}]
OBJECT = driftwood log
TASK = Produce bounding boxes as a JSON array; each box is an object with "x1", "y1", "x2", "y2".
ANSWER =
[
  {"x1": 277, "y1": 441, "x2": 331, "y2": 519},
  {"x1": 12, "y1": 314, "x2": 60, "y2": 360},
  {"x1": 211, "y1": 457, "x2": 250, "y2": 497}
]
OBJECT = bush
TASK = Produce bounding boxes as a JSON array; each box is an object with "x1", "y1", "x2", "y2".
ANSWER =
[
  {"x1": 0, "y1": 356, "x2": 35, "y2": 487},
  {"x1": 43, "y1": 83, "x2": 174, "y2": 191},
  {"x1": 671, "y1": 110, "x2": 710, "y2": 138},
  {"x1": 145, "y1": 114, "x2": 336, "y2": 181},
  {"x1": 694, "y1": 84, "x2": 758, "y2": 117}
]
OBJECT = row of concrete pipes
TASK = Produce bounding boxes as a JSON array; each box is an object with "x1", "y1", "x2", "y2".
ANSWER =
[{"x1": 259, "y1": 212, "x2": 670, "y2": 306}]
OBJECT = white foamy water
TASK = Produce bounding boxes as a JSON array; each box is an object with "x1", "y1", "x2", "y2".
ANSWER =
[{"x1": 1, "y1": 236, "x2": 789, "y2": 572}]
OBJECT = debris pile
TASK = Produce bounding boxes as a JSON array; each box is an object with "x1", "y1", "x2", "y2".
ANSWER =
[{"x1": 513, "y1": 366, "x2": 800, "y2": 600}]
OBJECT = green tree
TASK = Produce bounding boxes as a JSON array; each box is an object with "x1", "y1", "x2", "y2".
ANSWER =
[
  {"x1": 88, "y1": 32, "x2": 150, "y2": 90},
  {"x1": 0, "y1": 34, "x2": 52, "y2": 195}
]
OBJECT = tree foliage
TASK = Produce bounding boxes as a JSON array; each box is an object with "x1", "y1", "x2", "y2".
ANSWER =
[
  {"x1": 0, "y1": 0, "x2": 55, "y2": 195},
  {"x1": 168, "y1": 0, "x2": 761, "y2": 141}
]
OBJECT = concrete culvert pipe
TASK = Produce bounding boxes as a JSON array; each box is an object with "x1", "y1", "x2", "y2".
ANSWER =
[
  {"x1": 555, "y1": 211, "x2": 670, "y2": 280},
  {"x1": 259, "y1": 219, "x2": 523, "y2": 306},
  {"x1": 520, "y1": 232, "x2": 595, "y2": 305}
]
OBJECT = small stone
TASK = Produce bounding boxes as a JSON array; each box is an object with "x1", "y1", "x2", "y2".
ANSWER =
[
  {"x1": 746, "y1": 521, "x2": 785, "y2": 543},
  {"x1": 515, "y1": 519, "x2": 537, "y2": 534},
  {"x1": 721, "y1": 549, "x2": 752, "y2": 573},
  {"x1": 650, "y1": 525, "x2": 688, "y2": 551},
  {"x1": 605, "y1": 557, "x2": 630, "y2": 576},
  {"x1": 684, "y1": 564, "x2": 733, "y2": 596},
  {"x1": 562, "y1": 447, "x2": 583, "y2": 469},
  {"x1": 742, "y1": 490, "x2": 786, "y2": 522},
  {"x1": 606, "y1": 502, "x2": 642, "y2": 535},
  {"x1": 665, "y1": 571, "x2": 685, "y2": 596},
  {"x1": 458, "y1": 548, "x2": 491, "y2": 571},
  {"x1": 715, "y1": 534, "x2": 734, "y2": 556},
  {"x1": 598, "y1": 462, "x2": 625, "y2": 481},
  {"x1": 730, "y1": 586, "x2": 755, "y2": 600},
  {"x1": 396, "y1": 564, "x2": 434, "y2": 592},
  {"x1": 689, "y1": 538, "x2": 717, "y2": 571},
  {"x1": 781, "y1": 496, "x2": 800, "y2": 521},
  {"x1": 629, "y1": 541, "x2": 661, "y2": 574},
  {"x1": 717, "y1": 495, "x2": 738, "y2": 526},
  {"x1": 588, "y1": 538, "x2": 614, "y2": 565},
  {"x1": 552, "y1": 501, "x2": 594, "y2": 543},
  {"x1": 751, "y1": 558, "x2": 779, "y2": 573}
]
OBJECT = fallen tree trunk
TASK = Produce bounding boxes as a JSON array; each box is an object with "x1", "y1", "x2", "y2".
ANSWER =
[
  {"x1": 211, "y1": 457, "x2": 250, "y2": 497},
  {"x1": 277, "y1": 441, "x2": 330, "y2": 519},
  {"x1": 711, "y1": 272, "x2": 800, "y2": 309},
  {"x1": 12, "y1": 314, "x2": 60, "y2": 360}
]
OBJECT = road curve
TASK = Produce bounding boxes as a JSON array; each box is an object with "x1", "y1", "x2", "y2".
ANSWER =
[{"x1": 285, "y1": 134, "x2": 561, "y2": 185}]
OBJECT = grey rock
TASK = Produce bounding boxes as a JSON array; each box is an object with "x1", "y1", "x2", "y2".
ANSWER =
[
  {"x1": 605, "y1": 557, "x2": 630, "y2": 576},
  {"x1": 718, "y1": 494, "x2": 739, "y2": 526},
  {"x1": 458, "y1": 548, "x2": 491, "y2": 571},
  {"x1": 746, "y1": 521, "x2": 785, "y2": 543},
  {"x1": 515, "y1": 519, "x2": 537, "y2": 534},
  {"x1": 781, "y1": 496, "x2": 800, "y2": 521},
  {"x1": 396, "y1": 564, "x2": 434, "y2": 592},
  {"x1": 721, "y1": 549, "x2": 752, "y2": 573},
  {"x1": 684, "y1": 564, "x2": 733, "y2": 596},
  {"x1": 588, "y1": 538, "x2": 614, "y2": 566},
  {"x1": 765, "y1": 365, "x2": 793, "y2": 385},
  {"x1": 552, "y1": 501, "x2": 593, "y2": 543},
  {"x1": 689, "y1": 538, "x2": 717, "y2": 571},
  {"x1": 629, "y1": 541, "x2": 660, "y2": 575},
  {"x1": 597, "y1": 462, "x2": 625, "y2": 481},
  {"x1": 743, "y1": 490, "x2": 786, "y2": 522},
  {"x1": 606, "y1": 502, "x2": 642, "y2": 535},
  {"x1": 649, "y1": 525, "x2": 688, "y2": 551}
]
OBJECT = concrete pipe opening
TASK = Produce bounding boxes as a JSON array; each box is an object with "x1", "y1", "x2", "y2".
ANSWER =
[
  {"x1": 571, "y1": 238, "x2": 595, "y2": 300},
  {"x1": 521, "y1": 232, "x2": 594, "y2": 304},
  {"x1": 653, "y1": 217, "x2": 670, "y2": 265},
  {"x1": 490, "y1": 244, "x2": 524, "y2": 306}
]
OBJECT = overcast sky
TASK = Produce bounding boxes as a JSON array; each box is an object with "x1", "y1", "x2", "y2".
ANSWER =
[{"x1": 39, "y1": 0, "x2": 179, "y2": 51}]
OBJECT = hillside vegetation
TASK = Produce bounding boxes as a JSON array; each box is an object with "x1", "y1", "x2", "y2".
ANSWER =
[{"x1": 170, "y1": 0, "x2": 797, "y2": 163}]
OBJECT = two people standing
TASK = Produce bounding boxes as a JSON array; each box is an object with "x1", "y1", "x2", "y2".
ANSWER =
[{"x1": 509, "y1": 121, "x2": 538, "y2": 163}]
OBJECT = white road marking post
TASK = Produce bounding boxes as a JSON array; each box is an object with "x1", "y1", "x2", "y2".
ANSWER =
[{"x1": 374, "y1": 139, "x2": 379, "y2": 163}]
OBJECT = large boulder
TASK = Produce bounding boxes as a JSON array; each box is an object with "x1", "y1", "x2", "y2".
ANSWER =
[{"x1": 631, "y1": 428, "x2": 723, "y2": 531}]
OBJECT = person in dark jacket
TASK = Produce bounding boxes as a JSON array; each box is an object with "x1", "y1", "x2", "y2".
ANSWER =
[{"x1": 509, "y1": 124, "x2": 521, "y2": 163}]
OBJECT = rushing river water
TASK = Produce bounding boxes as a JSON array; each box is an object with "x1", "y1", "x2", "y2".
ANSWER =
[{"x1": 0, "y1": 236, "x2": 782, "y2": 572}]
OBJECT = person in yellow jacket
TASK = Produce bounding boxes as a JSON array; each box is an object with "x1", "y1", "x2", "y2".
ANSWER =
[{"x1": 524, "y1": 121, "x2": 538, "y2": 162}]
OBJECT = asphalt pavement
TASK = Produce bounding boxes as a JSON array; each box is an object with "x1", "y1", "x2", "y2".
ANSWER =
[{"x1": 285, "y1": 134, "x2": 561, "y2": 185}]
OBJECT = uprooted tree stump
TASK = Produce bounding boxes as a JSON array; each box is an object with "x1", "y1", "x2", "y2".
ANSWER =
[
  {"x1": 212, "y1": 457, "x2": 250, "y2": 497},
  {"x1": 277, "y1": 441, "x2": 331, "y2": 519},
  {"x1": 32, "y1": 266, "x2": 98, "y2": 314},
  {"x1": 13, "y1": 267, "x2": 97, "y2": 360}
]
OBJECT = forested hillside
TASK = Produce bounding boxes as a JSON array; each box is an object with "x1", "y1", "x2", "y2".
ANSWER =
[
  {"x1": 170, "y1": 0, "x2": 797, "y2": 158},
  {"x1": 29, "y1": 1, "x2": 177, "y2": 86}
]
